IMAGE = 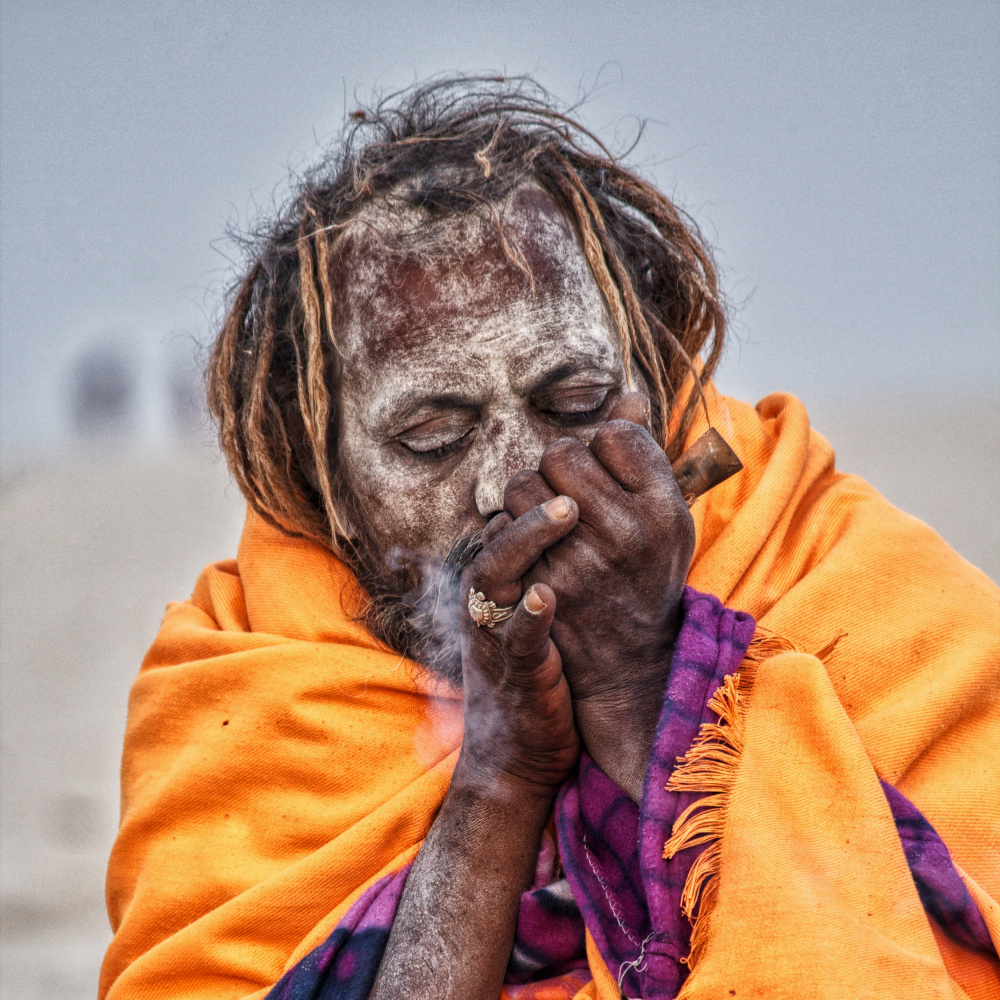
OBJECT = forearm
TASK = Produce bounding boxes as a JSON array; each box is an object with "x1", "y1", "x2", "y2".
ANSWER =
[{"x1": 370, "y1": 760, "x2": 552, "y2": 1000}]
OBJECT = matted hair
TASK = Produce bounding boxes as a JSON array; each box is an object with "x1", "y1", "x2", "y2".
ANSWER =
[{"x1": 208, "y1": 76, "x2": 726, "y2": 553}]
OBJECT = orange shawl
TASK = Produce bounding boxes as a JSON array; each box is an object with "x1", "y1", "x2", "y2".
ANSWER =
[{"x1": 101, "y1": 391, "x2": 1000, "y2": 999}]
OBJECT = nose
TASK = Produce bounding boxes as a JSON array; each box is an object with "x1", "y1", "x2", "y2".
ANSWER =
[{"x1": 473, "y1": 418, "x2": 543, "y2": 518}]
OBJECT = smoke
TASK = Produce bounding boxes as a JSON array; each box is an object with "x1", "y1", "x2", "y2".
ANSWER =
[
  {"x1": 347, "y1": 533, "x2": 484, "y2": 768},
  {"x1": 348, "y1": 531, "x2": 483, "y2": 686}
]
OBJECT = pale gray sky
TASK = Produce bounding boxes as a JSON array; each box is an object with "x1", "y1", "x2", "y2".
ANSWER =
[{"x1": 2, "y1": 0, "x2": 997, "y2": 453}]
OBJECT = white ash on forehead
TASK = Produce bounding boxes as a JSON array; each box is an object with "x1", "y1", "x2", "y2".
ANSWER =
[
  {"x1": 335, "y1": 185, "x2": 616, "y2": 362},
  {"x1": 339, "y1": 181, "x2": 592, "y2": 286}
]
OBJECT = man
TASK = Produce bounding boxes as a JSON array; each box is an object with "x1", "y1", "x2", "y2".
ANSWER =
[{"x1": 101, "y1": 79, "x2": 1000, "y2": 999}]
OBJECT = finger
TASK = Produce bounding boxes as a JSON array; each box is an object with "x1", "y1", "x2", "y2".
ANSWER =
[
  {"x1": 504, "y1": 469, "x2": 557, "y2": 519},
  {"x1": 480, "y1": 511, "x2": 513, "y2": 547},
  {"x1": 503, "y1": 584, "x2": 558, "y2": 672},
  {"x1": 605, "y1": 391, "x2": 651, "y2": 431},
  {"x1": 466, "y1": 496, "x2": 579, "y2": 607},
  {"x1": 589, "y1": 418, "x2": 676, "y2": 495},
  {"x1": 538, "y1": 437, "x2": 624, "y2": 524}
]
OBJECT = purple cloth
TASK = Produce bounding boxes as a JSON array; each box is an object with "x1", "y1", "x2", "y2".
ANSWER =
[
  {"x1": 266, "y1": 866, "x2": 410, "y2": 1000},
  {"x1": 881, "y1": 780, "x2": 994, "y2": 955},
  {"x1": 265, "y1": 586, "x2": 994, "y2": 999},
  {"x1": 506, "y1": 827, "x2": 589, "y2": 982},
  {"x1": 555, "y1": 587, "x2": 755, "y2": 997}
]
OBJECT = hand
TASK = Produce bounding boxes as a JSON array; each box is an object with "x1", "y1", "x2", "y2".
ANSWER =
[
  {"x1": 372, "y1": 498, "x2": 583, "y2": 1000},
  {"x1": 498, "y1": 393, "x2": 696, "y2": 800},
  {"x1": 455, "y1": 495, "x2": 582, "y2": 801}
]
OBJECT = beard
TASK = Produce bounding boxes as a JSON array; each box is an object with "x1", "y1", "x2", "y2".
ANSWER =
[{"x1": 342, "y1": 522, "x2": 483, "y2": 687}]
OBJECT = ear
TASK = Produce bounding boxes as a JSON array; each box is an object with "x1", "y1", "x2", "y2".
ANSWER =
[{"x1": 279, "y1": 396, "x2": 360, "y2": 540}]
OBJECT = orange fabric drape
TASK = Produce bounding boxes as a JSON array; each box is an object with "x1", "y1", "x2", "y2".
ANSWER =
[{"x1": 101, "y1": 390, "x2": 1000, "y2": 999}]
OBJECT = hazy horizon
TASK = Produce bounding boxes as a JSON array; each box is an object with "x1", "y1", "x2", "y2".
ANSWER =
[{"x1": 2, "y1": 1, "x2": 997, "y2": 458}]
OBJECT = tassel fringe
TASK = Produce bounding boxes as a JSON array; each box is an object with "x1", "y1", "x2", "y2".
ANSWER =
[
  {"x1": 662, "y1": 624, "x2": 845, "y2": 979},
  {"x1": 662, "y1": 665, "x2": 755, "y2": 972}
]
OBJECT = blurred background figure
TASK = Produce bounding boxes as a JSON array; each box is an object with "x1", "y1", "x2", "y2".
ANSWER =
[
  {"x1": 0, "y1": 2, "x2": 996, "y2": 997},
  {"x1": 69, "y1": 340, "x2": 137, "y2": 440}
]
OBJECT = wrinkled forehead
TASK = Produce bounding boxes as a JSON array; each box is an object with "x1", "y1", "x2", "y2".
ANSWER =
[{"x1": 329, "y1": 184, "x2": 613, "y2": 366}]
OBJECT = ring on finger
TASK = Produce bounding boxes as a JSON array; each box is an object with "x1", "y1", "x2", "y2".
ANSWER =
[{"x1": 467, "y1": 588, "x2": 516, "y2": 628}]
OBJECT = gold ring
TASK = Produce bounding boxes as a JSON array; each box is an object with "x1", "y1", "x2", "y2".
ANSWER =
[{"x1": 467, "y1": 588, "x2": 516, "y2": 628}]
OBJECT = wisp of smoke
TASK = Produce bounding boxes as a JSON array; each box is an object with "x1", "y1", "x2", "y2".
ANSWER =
[{"x1": 348, "y1": 531, "x2": 484, "y2": 686}]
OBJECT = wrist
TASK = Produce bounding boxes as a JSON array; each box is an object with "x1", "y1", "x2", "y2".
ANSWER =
[
  {"x1": 572, "y1": 661, "x2": 671, "y2": 804},
  {"x1": 574, "y1": 640, "x2": 672, "y2": 729},
  {"x1": 451, "y1": 749, "x2": 564, "y2": 814}
]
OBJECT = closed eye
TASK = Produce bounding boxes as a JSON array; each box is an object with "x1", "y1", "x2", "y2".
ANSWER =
[
  {"x1": 395, "y1": 410, "x2": 477, "y2": 460},
  {"x1": 537, "y1": 385, "x2": 613, "y2": 426},
  {"x1": 401, "y1": 428, "x2": 475, "y2": 460}
]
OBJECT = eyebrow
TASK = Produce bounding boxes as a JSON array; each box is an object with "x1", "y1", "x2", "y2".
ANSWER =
[
  {"x1": 507, "y1": 348, "x2": 620, "y2": 399},
  {"x1": 523, "y1": 358, "x2": 618, "y2": 393}
]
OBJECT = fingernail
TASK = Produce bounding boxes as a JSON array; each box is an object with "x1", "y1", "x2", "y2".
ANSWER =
[
  {"x1": 543, "y1": 496, "x2": 571, "y2": 519},
  {"x1": 525, "y1": 587, "x2": 547, "y2": 614}
]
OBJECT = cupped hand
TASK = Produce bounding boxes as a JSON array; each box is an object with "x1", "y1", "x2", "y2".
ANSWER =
[
  {"x1": 455, "y1": 495, "x2": 582, "y2": 802},
  {"x1": 499, "y1": 393, "x2": 696, "y2": 800}
]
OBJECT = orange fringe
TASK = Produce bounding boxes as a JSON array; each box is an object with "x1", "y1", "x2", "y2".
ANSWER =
[
  {"x1": 662, "y1": 625, "x2": 846, "y2": 978},
  {"x1": 662, "y1": 664, "x2": 756, "y2": 972}
]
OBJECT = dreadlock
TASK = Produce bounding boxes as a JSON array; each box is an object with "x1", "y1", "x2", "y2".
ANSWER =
[{"x1": 208, "y1": 76, "x2": 727, "y2": 553}]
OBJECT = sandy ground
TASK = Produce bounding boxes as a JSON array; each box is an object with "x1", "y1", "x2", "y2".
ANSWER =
[
  {"x1": 1, "y1": 445, "x2": 246, "y2": 999},
  {"x1": 1, "y1": 394, "x2": 997, "y2": 999}
]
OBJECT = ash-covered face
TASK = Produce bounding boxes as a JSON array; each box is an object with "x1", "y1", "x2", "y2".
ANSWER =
[
  {"x1": 334, "y1": 186, "x2": 635, "y2": 561},
  {"x1": 330, "y1": 185, "x2": 643, "y2": 677}
]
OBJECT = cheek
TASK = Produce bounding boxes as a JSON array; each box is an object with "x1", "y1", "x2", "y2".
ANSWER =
[{"x1": 340, "y1": 432, "x2": 475, "y2": 554}]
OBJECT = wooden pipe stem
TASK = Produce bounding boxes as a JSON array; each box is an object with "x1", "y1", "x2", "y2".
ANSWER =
[{"x1": 671, "y1": 427, "x2": 743, "y2": 506}]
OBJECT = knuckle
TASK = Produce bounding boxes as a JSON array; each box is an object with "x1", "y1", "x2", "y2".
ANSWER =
[
  {"x1": 505, "y1": 468, "x2": 541, "y2": 495},
  {"x1": 481, "y1": 511, "x2": 511, "y2": 545},
  {"x1": 596, "y1": 419, "x2": 642, "y2": 450},
  {"x1": 468, "y1": 549, "x2": 500, "y2": 591},
  {"x1": 590, "y1": 422, "x2": 613, "y2": 448},
  {"x1": 540, "y1": 436, "x2": 586, "y2": 471},
  {"x1": 504, "y1": 470, "x2": 550, "y2": 515}
]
